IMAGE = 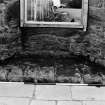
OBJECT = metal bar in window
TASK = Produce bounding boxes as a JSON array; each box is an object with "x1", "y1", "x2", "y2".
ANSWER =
[
  {"x1": 34, "y1": 0, "x2": 36, "y2": 21},
  {"x1": 102, "y1": 0, "x2": 105, "y2": 8},
  {"x1": 20, "y1": 0, "x2": 24, "y2": 26},
  {"x1": 31, "y1": 0, "x2": 33, "y2": 20},
  {"x1": 25, "y1": 0, "x2": 27, "y2": 22},
  {"x1": 83, "y1": 0, "x2": 88, "y2": 31},
  {"x1": 42, "y1": 0, "x2": 44, "y2": 20},
  {"x1": 81, "y1": 0, "x2": 84, "y2": 25}
]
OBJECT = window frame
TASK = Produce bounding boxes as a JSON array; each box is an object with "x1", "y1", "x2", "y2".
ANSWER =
[{"x1": 20, "y1": 0, "x2": 88, "y2": 31}]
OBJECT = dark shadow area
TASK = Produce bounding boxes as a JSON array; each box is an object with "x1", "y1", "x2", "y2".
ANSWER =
[{"x1": 0, "y1": 54, "x2": 105, "y2": 85}]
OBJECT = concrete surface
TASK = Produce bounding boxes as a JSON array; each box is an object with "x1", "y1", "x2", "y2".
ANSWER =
[{"x1": 0, "y1": 83, "x2": 105, "y2": 105}]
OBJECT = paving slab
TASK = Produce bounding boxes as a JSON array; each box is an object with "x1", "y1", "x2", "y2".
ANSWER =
[
  {"x1": 0, "y1": 97, "x2": 30, "y2": 105},
  {"x1": 83, "y1": 101, "x2": 105, "y2": 105},
  {"x1": 57, "y1": 101, "x2": 82, "y2": 105},
  {"x1": 0, "y1": 82, "x2": 24, "y2": 85},
  {"x1": 0, "y1": 83, "x2": 35, "y2": 98},
  {"x1": 30, "y1": 100, "x2": 56, "y2": 105},
  {"x1": 35, "y1": 85, "x2": 72, "y2": 100},
  {"x1": 71, "y1": 86, "x2": 105, "y2": 100}
]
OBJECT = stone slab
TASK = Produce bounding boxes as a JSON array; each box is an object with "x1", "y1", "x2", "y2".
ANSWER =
[
  {"x1": 0, "y1": 97, "x2": 30, "y2": 105},
  {"x1": 83, "y1": 101, "x2": 105, "y2": 105},
  {"x1": 57, "y1": 101, "x2": 82, "y2": 105},
  {"x1": 30, "y1": 100, "x2": 56, "y2": 105},
  {"x1": 71, "y1": 86, "x2": 105, "y2": 100},
  {"x1": 35, "y1": 85, "x2": 72, "y2": 100},
  {"x1": 0, "y1": 82, "x2": 24, "y2": 84},
  {"x1": 0, "y1": 83, "x2": 35, "y2": 98}
]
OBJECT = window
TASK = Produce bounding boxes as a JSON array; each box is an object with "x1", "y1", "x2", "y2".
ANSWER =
[{"x1": 20, "y1": 0, "x2": 88, "y2": 31}]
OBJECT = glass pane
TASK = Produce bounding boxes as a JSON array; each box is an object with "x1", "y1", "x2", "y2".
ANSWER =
[
  {"x1": 27, "y1": 0, "x2": 82, "y2": 22},
  {"x1": 60, "y1": 0, "x2": 82, "y2": 8}
]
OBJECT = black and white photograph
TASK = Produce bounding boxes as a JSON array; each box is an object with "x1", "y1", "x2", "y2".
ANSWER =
[{"x1": 0, "y1": 0, "x2": 105, "y2": 105}]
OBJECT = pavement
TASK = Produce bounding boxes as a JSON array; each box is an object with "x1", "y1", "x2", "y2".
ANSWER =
[{"x1": 0, "y1": 82, "x2": 105, "y2": 105}]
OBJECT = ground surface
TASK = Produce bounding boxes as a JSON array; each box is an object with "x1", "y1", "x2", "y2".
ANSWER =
[{"x1": 0, "y1": 82, "x2": 105, "y2": 105}]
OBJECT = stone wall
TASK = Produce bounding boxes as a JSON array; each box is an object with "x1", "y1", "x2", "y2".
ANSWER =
[
  {"x1": 0, "y1": 0, "x2": 105, "y2": 83},
  {"x1": 0, "y1": 0, "x2": 105, "y2": 66},
  {"x1": 0, "y1": 0, "x2": 22, "y2": 60},
  {"x1": 21, "y1": 0, "x2": 105, "y2": 67}
]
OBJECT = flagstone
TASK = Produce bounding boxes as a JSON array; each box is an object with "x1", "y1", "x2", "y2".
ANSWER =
[
  {"x1": 71, "y1": 86, "x2": 105, "y2": 100},
  {"x1": 0, "y1": 97, "x2": 30, "y2": 105},
  {"x1": 30, "y1": 100, "x2": 56, "y2": 105},
  {"x1": 35, "y1": 85, "x2": 72, "y2": 100},
  {"x1": 0, "y1": 83, "x2": 35, "y2": 98},
  {"x1": 57, "y1": 101, "x2": 82, "y2": 105}
]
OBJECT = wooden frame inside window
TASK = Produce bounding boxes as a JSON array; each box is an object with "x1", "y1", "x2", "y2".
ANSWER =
[{"x1": 20, "y1": 0, "x2": 88, "y2": 31}]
